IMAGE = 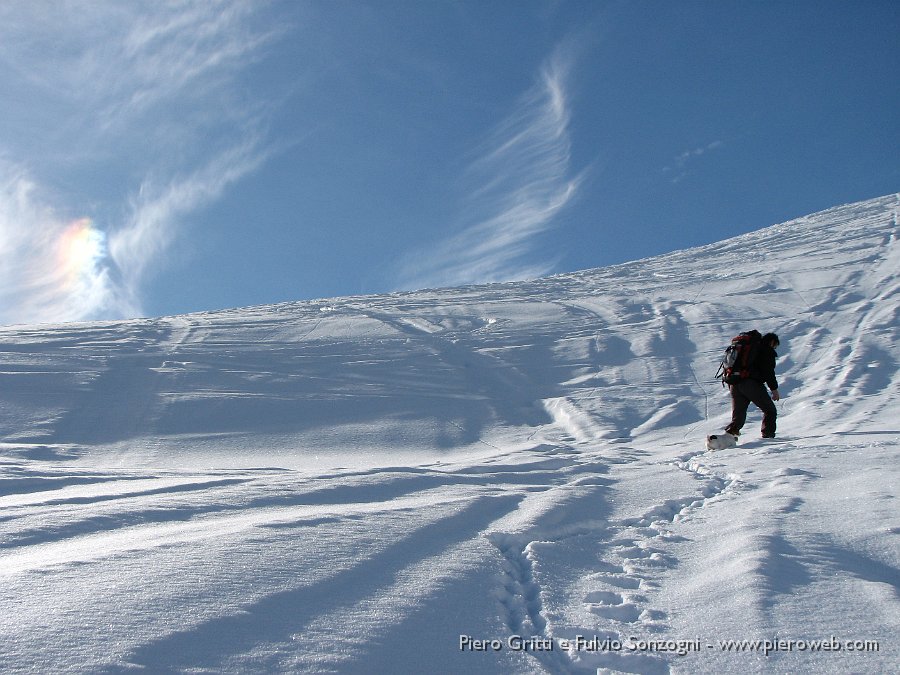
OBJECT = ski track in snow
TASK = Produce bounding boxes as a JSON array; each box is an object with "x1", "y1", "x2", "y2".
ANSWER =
[{"x1": 1, "y1": 195, "x2": 899, "y2": 673}]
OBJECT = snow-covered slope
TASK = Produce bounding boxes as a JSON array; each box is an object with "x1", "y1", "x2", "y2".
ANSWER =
[{"x1": 1, "y1": 194, "x2": 898, "y2": 674}]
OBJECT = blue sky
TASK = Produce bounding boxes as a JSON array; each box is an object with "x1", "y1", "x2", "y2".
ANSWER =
[{"x1": 0, "y1": 0, "x2": 897, "y2": 324}]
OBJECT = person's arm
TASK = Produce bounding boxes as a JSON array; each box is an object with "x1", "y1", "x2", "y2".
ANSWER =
[{"x1": 763, "y1": 348, "x2": 779, "y2": 395}]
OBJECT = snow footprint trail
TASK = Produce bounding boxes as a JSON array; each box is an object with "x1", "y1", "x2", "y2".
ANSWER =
[
  {"x1": 570, "y1": 461, "x2": 737, "y2": 674},
  {"x1": 486, "y1": 435, "x2": 745, "y2": 675},
  {"x1": 486, "y1": 533, "x2": 576, "y2": 674}
]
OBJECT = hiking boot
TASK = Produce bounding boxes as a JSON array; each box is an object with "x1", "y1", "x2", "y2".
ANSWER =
[{"x1": 761, "y1": 432, "x2": 776, "y2": 438}]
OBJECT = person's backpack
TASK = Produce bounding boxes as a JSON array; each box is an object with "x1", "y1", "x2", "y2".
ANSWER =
[{"x1": 715, "y1": 330, "x2": 762, "y2": 386}]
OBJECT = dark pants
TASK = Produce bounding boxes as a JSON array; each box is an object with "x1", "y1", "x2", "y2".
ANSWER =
[{"x1": 726, "y1": 378, "x2": 777, "y2": 437}]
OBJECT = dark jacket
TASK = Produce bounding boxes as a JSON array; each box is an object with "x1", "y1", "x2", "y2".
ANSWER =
[{"x1": 750, "y1": 345, "x2": 778, "y2": 391}]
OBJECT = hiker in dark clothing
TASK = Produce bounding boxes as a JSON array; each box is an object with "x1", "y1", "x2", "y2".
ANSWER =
[{"x1": 725, "y1": 333, "x2": 781, "y2": 438}]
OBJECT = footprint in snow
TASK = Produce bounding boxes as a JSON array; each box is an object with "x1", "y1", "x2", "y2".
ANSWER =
[
  {"x1": 584, "y1": 589, "x2": 642, "y2": 622},
  {"x1": 587, "y1": 572, "x2": 642, "y2": 589}
]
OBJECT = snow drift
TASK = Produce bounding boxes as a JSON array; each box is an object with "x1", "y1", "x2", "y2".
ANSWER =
[{"x1": 1, "y1": 194, "x2": 898, "y2": 673}]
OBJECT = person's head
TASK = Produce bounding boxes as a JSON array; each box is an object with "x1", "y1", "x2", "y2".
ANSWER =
[{"x1": 762, "y1": 333, "x2": 780, "y2": 349}]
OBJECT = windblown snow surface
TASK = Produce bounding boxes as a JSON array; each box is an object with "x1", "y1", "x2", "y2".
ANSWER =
[{"x1": 1, "y1": 195, "x2": 898, "y2": 674}]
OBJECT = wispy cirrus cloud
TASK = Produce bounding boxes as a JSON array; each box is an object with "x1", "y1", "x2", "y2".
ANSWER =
[
  {"x1": 0, "y1": 161, "x2": 137, "y2": 325},
  {"x1": 663, "y1": 140, "x2": 724, "y2": 183},
  {"x1": 396, "y1": 49, "x2": 583, "y2": 291},
  {"x1": 110, "y1": 138, "x2": 271, "y2": 304},
  {"x1": 0, "y1": 1, "x2": 278, "y2": 146},
  {"x1": 0, "y1": 140, "x2": 268, "y2": 326},
  {"x1": 0, "y1": 0, "x2": 280, "y2": 325}
]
